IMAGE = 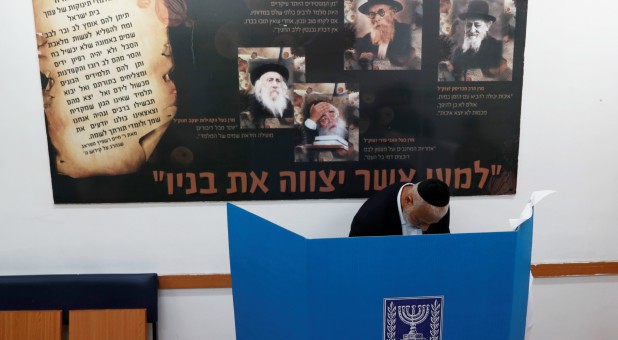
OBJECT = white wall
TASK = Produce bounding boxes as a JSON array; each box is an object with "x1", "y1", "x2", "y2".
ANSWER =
[
  {"x1": 1, "y1": 1, "x2": 617, "y2": 339},
  {"x1": 529, "y1": 276, "x2": 618, "y2": 339}
]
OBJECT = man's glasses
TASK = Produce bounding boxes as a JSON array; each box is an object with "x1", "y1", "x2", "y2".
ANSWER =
[{"x1": 367, "y1": 8, "x2": 386, "y2": 19}]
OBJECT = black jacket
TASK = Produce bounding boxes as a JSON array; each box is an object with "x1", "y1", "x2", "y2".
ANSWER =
[{"x1": 452, "y1": 35, "x2": 503, "y2": 79}]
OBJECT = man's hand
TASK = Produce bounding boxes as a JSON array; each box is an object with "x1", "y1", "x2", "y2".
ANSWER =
[{"x1": 309, "y1": 102, "x2": 335, "y2": 123}]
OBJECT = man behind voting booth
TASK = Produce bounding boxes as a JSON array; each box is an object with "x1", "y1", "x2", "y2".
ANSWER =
[
  {"x1": 348, "y1": 178, "x2": 534, "y2": 339},
  {"x1": 349, "y1": 179, "x2": 450, "y2": 236}
]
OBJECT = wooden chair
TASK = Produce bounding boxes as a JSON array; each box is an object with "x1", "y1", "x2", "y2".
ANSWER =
[
  {"x1": 0, "y1": 310, "x2": 62, "y2": 340},
  {"x1": 69, "y1": 309, "x2": 146, "y2": 340},
  {"x1": 0, "y1": 274, "x2": 158, "y2": 340}
]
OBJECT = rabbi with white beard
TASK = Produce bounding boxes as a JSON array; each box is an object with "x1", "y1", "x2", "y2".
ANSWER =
[
  {"x1": 451, "y1": 0, "x2": 502, "y2": 80},
  {"x1": 304, "y1": 100, "x2": 349, "y2": 141},
  {"x1": 354, "y1": 0, "x2": 412, "y2": 68},
  {"x1": 248, "y1": 63, "x2": 294, "y2": 128}
]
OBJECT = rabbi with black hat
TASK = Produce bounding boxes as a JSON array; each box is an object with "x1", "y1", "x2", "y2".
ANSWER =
[
  {"x1": 451, "y1": 0, "x2": 503, "y2": 80},
  {"x1": 247, "y1": 61, "x2": 295, "y2": 128},
  {"x1": 349, "y1": 179, "x2": 450, "y2": 236},
  {"x1": 354, "y1": 0, "x2": 413, "y2": 68}
]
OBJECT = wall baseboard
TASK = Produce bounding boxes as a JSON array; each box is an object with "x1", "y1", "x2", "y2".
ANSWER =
[
  {"x1": 158, "y1": 274, "x2": 231, "y2": 289},
  {"x1": 531, "y1": 261, "x2": 618, "y2": 278},
  {"x1": 157, "y1": 262, "x2": 618, "y2": 289}
]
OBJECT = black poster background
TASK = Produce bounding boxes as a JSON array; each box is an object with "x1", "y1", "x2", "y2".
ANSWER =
[{"x1": 47, "y1": 0, "x2": 528, "y2": 203}]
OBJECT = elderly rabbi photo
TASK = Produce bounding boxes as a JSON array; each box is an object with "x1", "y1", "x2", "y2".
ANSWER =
[
  {"x1": 245, "y1": 62, "x2": 295, "y2": 128},
  {"x1": 451, "y1": 0, "x2": 502, "y2": 80},
  {"x1": 354, "y1": 0, "x2": 413, "y2": 69}
]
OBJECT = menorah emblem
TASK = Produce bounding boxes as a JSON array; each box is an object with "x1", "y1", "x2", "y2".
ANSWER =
[
  {"x1": 383, "y1": 297, "x2": 442, "y2": 340},
  {"x1": 397, "y1": 304, "x2": 430, "y2": 340}
]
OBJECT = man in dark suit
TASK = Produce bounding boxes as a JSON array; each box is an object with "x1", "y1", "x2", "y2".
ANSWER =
[
  {"x1": 354, "y1": 0, "x2": 413, "y2": 67},
  {"x1": 349, "y1": 179, "x2": 450, "y2": 237},
  {"x1": 451, "y1": 0, "x2": 502, "y2": 80}
]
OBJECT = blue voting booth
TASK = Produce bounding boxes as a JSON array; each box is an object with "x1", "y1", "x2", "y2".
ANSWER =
[{"x1": 227, "y1": 203, "x2": 532, "y2": 340}]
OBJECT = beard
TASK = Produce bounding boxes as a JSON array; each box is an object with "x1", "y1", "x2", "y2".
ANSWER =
[
  {"x1": 370, "y1": 17, "x2": 395, "y2": 46},
  {"x1": 254, "y1": 80, "x2": 289, "y2": 118},
  {"x1": 318, "y1": 118, "x2": 347, "y2": 139},
  {"x1": 462, "y1": 29, "x2": 487, "y2": 54}
]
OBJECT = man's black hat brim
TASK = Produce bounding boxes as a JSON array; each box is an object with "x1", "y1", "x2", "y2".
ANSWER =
[
  {"x1": 458, "y1": 12, "x2": 496, "y2": 22},
  {"x1": 458, "y1": 0, "x2": 496, "y2": 22},
  {"x1": 250, "y1": 63, "x2": 289, "y2": 85},
  {"x1": 358, "y1": 0, "x2": 403, "y2": 15}
]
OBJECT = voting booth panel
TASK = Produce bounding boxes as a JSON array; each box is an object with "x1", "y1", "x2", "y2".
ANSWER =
[
  {"x1": 227, "y1": 204, "x2": 532, "y2": 340},
  {"x1": 227, "y1": 205, "x2": 310, "y2": 338}
]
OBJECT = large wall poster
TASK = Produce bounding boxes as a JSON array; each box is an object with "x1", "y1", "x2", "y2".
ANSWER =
[{"x1": 32, "y1": 0, "x2": 527, "y2": 203}]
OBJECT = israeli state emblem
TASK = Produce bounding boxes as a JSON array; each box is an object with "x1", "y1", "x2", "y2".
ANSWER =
[{"x1": 383, "y1": 296, "x2": 444, "y2": 340}]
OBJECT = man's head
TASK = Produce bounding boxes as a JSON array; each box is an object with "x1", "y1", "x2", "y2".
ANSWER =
[
  {"x1": 317, "y1": 102, "x2": 340, "y2": 130},
  {"x1": 251, "y1": 63, "x2": 290, "y2": 117},
  {"x1": 306, "y1": 100, "x2": 344, "y2": 133},
  {"x1": 359, "y1": 0, "x2": 402, "y2": 45},
  {"x1": 401, "y1": 179, "x2": 450, "y2": 231},
  {"x1": 462, "y1": 17, "x2": 492, "y2": 53},
  {"x1": 459, "y1": 1, "x2": 496, "y2": 53}
]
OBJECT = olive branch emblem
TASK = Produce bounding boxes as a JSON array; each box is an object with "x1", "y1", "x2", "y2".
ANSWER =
[
  {"x1": 387, "y1": 301, "x2": 397, "y2": 340},
  {"x1": 430, "y1": 300, "x2": 441, "y2": 340}
]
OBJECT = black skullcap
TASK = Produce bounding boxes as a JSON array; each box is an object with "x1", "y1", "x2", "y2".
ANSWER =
[{"x1": 417, "y1": 179, "x2": 450, "y2": 207}]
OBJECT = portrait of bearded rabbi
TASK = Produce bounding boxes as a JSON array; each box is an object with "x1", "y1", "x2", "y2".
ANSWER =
[
  {"x1": 354, "y1": 0, "x2": 414, "y2": 69},
  {"x1": 451, "y1": 0, "x2": 503, "y2": 80},
  {"x1": 244, "y1": 60, "x2": 295, "y2": 129}
]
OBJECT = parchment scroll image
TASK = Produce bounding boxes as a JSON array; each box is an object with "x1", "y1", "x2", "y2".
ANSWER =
[{"x1": 34, "y1": 0, "x2": 180, "y2": 178}]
